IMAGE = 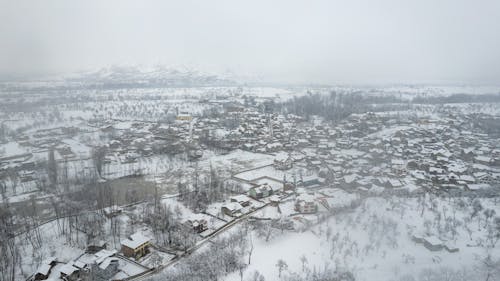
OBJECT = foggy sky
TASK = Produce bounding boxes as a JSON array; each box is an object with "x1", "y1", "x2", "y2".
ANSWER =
[{"x1": 1, "y1": 0, "x2": 500, "y2": 84}]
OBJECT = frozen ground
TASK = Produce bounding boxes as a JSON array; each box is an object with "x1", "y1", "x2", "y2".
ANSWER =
[{"x1": 224, "y1": 195, "x2": 500, "y2": 281}]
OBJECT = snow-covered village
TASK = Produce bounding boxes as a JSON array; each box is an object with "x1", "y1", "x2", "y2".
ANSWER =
[
  {"x1": 1, "y1": 80, "x2": 500, "y2": 281},
  {"x1": 2, "y1": 1, "x2": 500, "y2": 281}
]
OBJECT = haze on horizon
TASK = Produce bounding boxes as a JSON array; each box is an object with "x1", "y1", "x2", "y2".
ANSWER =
[{"x1": 1, "y1": 0, "x2": 500, "y2": 85}]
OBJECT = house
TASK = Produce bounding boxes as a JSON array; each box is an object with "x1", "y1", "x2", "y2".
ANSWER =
[
  {"x1": 375, "y1": 177, "x2": 404, "y2": 188},
  {"x1": 342, "y1": 174, "x2": 360, "y2": 188},
  {"x1": 69, "y1": 249, "x2": 120, "y2": 281},
  {"x1": 269, "y1": 195, "x2": 281, "y2": 206},
  {"x1": 120, "y1": 232, "x2": 151, "y2": 259},
  {"x1": 248, "y1": 183, "x2": 273, "y2": 199},
  {"x1": 103, "y1": 205, "x2": 122, "y2": 218},
  {"x1": 444, "y1": 242, "x2": 459, "y2": 253},
  {"x1": 57, "y1": 147, "x2": 75, "y2": 159},
  {"x1": 176, "y1": 112, "x2": 193, "y2": 121},
  {"x1": 299, "y1": 175, "x2": 321, "y2": 187},
  {"x1": 266, "y1": 142, "x2": 283, "y2": 152},
  {"x1": 390, "y1": 159, "x2": 406, "y2": 175},
  {"x1": 109, "y1": 140, "x2": 121, "y2": 149},
  {"x1": 295, "y1": 194, "x2": 318, "y2": 214},
  {"x1": 230, "y1": 194, "x2": 252, "y2": 207},
  {"x1": 187, "y1": 149, "x2": 203, "y2": 160},
  {"x1": 19, "y1": 170, "x2": 35, "y2": 182},
  {"x1": 221, "y1": 202, "x2": 244, "y2": 217},
  {"x1": 274, "y1": 154, "x2": 293, "y2": 170},
  {"x1": 34, "y1": 264, "x2": 52, "y2": 281},
  {"x1": 223, "y1": 102, "x2": 245, "y2": 113},
  {"x1": 422, "y1": 236, "x2": 444, "y2": 251},
  {"x1": 283, "y1": 181, "x2": 295, "y2": 192},
  {"x1": 34, "y1": 257, "x2": 57, "y2": 280},
  {"x1": 458, "y1": 175, "x2": 475, "y2": 184},
  {"x1": 187, "y1": 219, "x2": 208, "y2": 233},
  {"x1": 89, "y1": 250, "x2": 120, "y2": 281},
  {"x1": 86, "y1": 240, "x2": 108, "y2": 254},
  {"x1": 90, "y1": 258, "x2": 119, "y2": 281},
  {"x1": 412, "y1": 234, "x2": 455, "y2": 252},
  {"x1": 474, "y1": 172, "x2": 495, "y2": 185},
  {"x1": 475, "y1": 155, "x2": 492, "y2": 165},
  {"x1": 467, "y1": 183, "x2": 492, "y2": 191},
  {"x1": 297, "y1": 138, "x2": 309, "y2": 147},
  {"x1": 59, "y1": 262, "x2": 81, "y2": 281},
  {"x1": 242, "y1": 143, "x2": 257, "y2": 151},
  {"x1": 184, "y1": 215, "x2": 209, "y2": 233}
]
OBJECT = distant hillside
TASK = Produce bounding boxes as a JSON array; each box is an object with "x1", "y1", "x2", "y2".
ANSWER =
[
  {"x1": 0, "y1": 65, "x2": 238, "y2": 91},
  {"x1": 65, "y1": 65, "x2": 237, "y2": 88}
]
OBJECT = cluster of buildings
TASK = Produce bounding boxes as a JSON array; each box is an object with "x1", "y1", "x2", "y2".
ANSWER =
[
  {"x1": 245, "y1": 112, "x2": 500, "y2": 195},
  {"x1": 217, "y1": 110, "x2": 500, "y2": 220},
  {"x1": 6, "y1": 93, "x2": 500, "y2": 281},
  {"x1": 31, "y1": 232, "x2": 153, "y2": 281}
]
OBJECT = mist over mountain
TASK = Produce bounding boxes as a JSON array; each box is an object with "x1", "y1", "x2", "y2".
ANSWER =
[{"x1": 65, "y1": 64, "x2": 238, "y2": 88}]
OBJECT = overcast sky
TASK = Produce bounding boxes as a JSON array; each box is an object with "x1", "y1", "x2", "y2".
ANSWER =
[{"x1": 1, "y1": 0, "x2": 500, "y2": 84}]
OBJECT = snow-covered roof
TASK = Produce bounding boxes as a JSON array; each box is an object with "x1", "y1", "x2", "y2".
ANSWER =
[
  {"x1": 388, "y1": 179, "x2": 403, "y2": 187},
  {"x1": 41, "y1": 256, "x2": 57, "y2": 265},
  {"x1": 468, "y1": 183, "x2": 492, "y2": 190},
  {"x1": 475, "y1": 155, "x2": 491, "y2": 162},
  {"x1": 223, "y1": 202, "x2": 243, "y2": 211},
  {"x1": 424, "y1": 236, "x2": 443, "y2": 247},
  {"x1": 459, "y1": 175, "x2": 475, "y2": 182},
  {"x1": 185, "y1": 213, "x2": 208, "y2": 222},
  {"x1": 391, "y1": 159, "x2": 405, "y2": 165},
  {"x1": 267, "y1": 142, "x2": 282, "y2": 148},
  {"x1": 462, "y1": 147, "x2": 475, "y2": 154},
  {"x1": 448, "y1": 164, "x2": 467, "y2": 173},
  {"x1": 252, "y1": 183, "x2": 273, "y2": 192},
  {"x1": 99, "y1": 257, "x2": 119, "y2": 270},
  {"x1": 36, "y1": 264, "x2": 51, "y2": 276},
  {"x1": 411, "y1": 171, "x2": 427, "y2": 180},
  {"x1": 59, "y1": 263, "x2": 79, "y2": 276},
  {"x1": 231, "y1": 194, "x2": 250, "y2": 203},
  {"x1": 121, "y1": 232, "x2": 150, "y2": 249},
  {"x1": 296, "y1": 193, "x2": 315, "y2": 203},
  {"x1": 73, "y1": 260, "x2": 86, "y2": 269},
  {"x1": 473, "y1": 163, "x2": 495, "y2": 171},
  {"x1": 473, "y1": 171, "x2": 488, "y2": 178},
  {"x1": 343, "y1": 174, "x2": 358, "y2": 184},
  {"x1": 429, "y1": 167, "x2": 444, "y2": 173},
  {"x1": 274, "y1": 153, "x2": 290, "y2": 162},
  {"x1": 434, "y1": 149, "x2": 452, "y2": 158},
  {"x1": 268, "y1": 195, "x2": 280, "y2": 202},
  {"x1": 302, "y1": 174, "x2": 319, "y2": 182},
  {"x1": 95, "y1": 249, "x2": 117, "y2": 264}
]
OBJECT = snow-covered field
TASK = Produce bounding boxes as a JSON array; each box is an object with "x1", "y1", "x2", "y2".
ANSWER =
[{"x1": 224, "y1": 195, "x2": 500, "y2": 281}]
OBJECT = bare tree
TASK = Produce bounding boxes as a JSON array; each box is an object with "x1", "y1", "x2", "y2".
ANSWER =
[
  {"x1": 249, "y1": 270, "x2": 265, "y2": 281},
  {"x1": 477, "y1": 254, "x2": 500, "y2": 281},
  {"x1": 300, "y1": 255, "x2": 308, "y2": 272},
  {"x1": 248, "y1": 232, "x2": 254, "y2": 265},
  {"x1": 0, "y1": 204, "x2": 18, "y2": 281},
  {"x1": 276, "y1": 259, "x2": 288, "y2": 278},
  {"x1": 92, "y1": 146, "x2": 108, "y2": 177},
  {"x1": 48, "y1": 147, "x2": 58, "y2": 188}
]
